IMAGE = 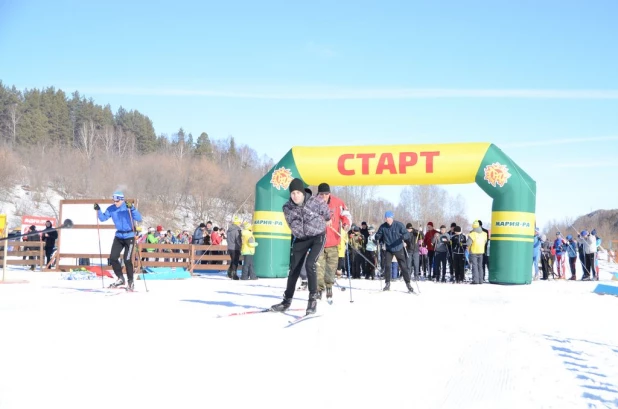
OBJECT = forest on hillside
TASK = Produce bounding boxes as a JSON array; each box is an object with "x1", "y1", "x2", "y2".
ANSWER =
[{"x1": 10, "y1": 81, "x2": 600, "y2": 233}]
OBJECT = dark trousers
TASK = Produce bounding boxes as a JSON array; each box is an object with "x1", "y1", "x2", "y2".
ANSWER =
[
  {"x1": 384, "y1": 249, "x2": 410, "y2": 284},
  {"x1": 482, "y1": 254, "x2": 489, "y2": 280},
  {"x1": 364, "y1": 250, "x2": 375, "y2": 279},
  {"x1": 568, "y1": 256, "x2": 577, "y2": 277},
  {"x1": 284, "y1": 234, "x2": 325, "y2": 300},
  {"x1": 241, "y1": 254, "x2": 256, "y2": 279},
  {"x1": 435, "y1": 251, "x2": 447, "y2": 281},
  {"x1": 45, "y1": 246, "x2": 55, "y2": 267},
  {"x1": 228, "y1": 249, "x2": 242, "y2": 277},
  {"x1": 406, "y1": 251, "x2": 420, "y2": 279},
  {"x1": 541, "y1": 253, "x2": 550, "y2": 279},
  {"x1": 427, "y1": 250, "x2": 435, "y2": 277},
  {"x1": 352, "y1": 250, "x2": 363, "y2": 278},
  {"x1": 584, "y1": 253, "x2": 595, "y2": 279},
  {"x1": 110, "y1": 237, "x2": 135, "y2": 283},
  {"x1": 453, "y1": 253, "x2": 465, "y2": 282}
]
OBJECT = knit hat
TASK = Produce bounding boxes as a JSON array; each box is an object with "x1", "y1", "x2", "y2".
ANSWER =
[
  {"x1": 454, "y1": 226, "x2": 462, "y2": 233},
  {"x1": 199, "y1": 223, "x2": 206, "y2": 228},
  {"x1": 156, "y1": 225, "x2": 163, "y2": 232},
  {"x1": 317, "y1": 183, "x2": 330, "y2": 193},
  {"x1": 472, "y1": 220, "x2": 480, "y2": 228},
  {"x1": 385, "y1": 211, "x2": 394, "y2": 218},
  {"x1": 368, "y1": 225, "x2": 375, "y2": 231},
  {"x1": 29, "y1": 225, "x2": 36, "y2": 230},
  {"x1": 591, "y1": 229, "x2": 597, "y2": 236},
  {"x1": 112, "y1": 191, "x2": 124, "y2": 201},
  {"x1": 581, "y1": 230, "x2": 588, "y2": 236},
  {"x1": 242, "y1": 221, "x2": 251, "y2": 229},
  {"x1": 450, "y1": 222, "x2": 457, "y2": 228},
  {"x1": 566, "y1": 234, "x2": 573, "y2": 240},
  {"x1": 288, "y1": 178, "x2": 305, "y2": 193},
  {"x1": 232, "y1": 216, "x2": 241, "y2": 225},
  {"x1": 406, "y1": 223, "x2": 413, "y2": 229},
  {"x1": 304, "y1": 188, "x2": 312, "y2": 196},
  {"x1": 427, "y1": 222, "x2": 434, "y2": 227}
]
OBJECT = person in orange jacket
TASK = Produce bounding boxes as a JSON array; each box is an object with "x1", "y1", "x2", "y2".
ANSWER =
[{"x1": 315, "y1": 182, "x2": 350, "y2": 303}]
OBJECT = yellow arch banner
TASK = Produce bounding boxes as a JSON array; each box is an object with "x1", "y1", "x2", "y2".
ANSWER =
[{"x1": 293, "y1": 143, "x2": 491, "y2": 186}]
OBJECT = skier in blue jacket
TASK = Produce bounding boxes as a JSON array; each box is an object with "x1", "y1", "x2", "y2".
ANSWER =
[
  {"x1": 95, "y1": 191, "x2": 142, "y2": 290},
  {"x1": 532, "y1": 228, "x2": 542, "y2": 280},
  {"x1": 374, "y1": 211, "x2": 414, "y2": 293}
]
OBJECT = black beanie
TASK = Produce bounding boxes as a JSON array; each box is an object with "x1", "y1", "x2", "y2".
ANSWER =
[
  {"x1": 304, "y1": 187, "x2": 312, "y2": 196},
  {"x1": 288, "y1": 178, "x2": 305, "y2": 193},
  {"x1": 406, "y1": 223, "x2": 413, "y2": 229},
  {"x1": 450, "y1": 222, "x2": 457, "y2": 228},
  {"x1": 454, "y1": 226, "x2": 462, "y2": 233},
  {"x1": 317, "y1": 183, "x2": 330, "y2": 193}
]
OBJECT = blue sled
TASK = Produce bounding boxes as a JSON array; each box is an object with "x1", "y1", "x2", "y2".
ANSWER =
[
  {"x1": 593, "y1": 283, "x2": 618, "y2": 297},
  {"x1": 138, "y1": 267, "x2": 191, "y2": 280}
]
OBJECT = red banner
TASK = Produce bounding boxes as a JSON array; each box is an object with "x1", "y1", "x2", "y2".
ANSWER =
[{"x1": 21, "y1": 215, "x2": 57, "y2": 236}]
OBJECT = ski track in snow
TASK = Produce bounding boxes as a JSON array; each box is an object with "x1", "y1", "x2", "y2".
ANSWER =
[{"x1": 0, "y1": 261, "x2": 617, "y2": 409}]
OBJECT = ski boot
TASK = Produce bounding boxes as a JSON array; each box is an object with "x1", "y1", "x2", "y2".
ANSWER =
[
  {"x1": 406, "y1": 282, "x2": 415, "y2": 293},
  {"x1": 306, "y1": 293, "x2": 317, "y2": 315},
  {"x1": 271, "y1": 297, "x2": 292, "y2": 312},
  {"x1": 127, "y1": 280, "x2": 135, "y2": 292},
  {"x1": 297, "y1": 280, "x2": 308, "y2": 291},
  {"x1": 326, "y1": 287, "x2": 333, "y2": 304},
  {"x1": 383, "y1": 282, "x2": 391, "y2": 291},
  {"x1": 109, "y1": 278, "x2": 125, "y2": 288}
]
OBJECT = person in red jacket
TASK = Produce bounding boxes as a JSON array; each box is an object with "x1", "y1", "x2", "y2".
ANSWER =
[
  {"x1": 316, "y1": 182, "x2": 350, "y2": 303},
  {"x1": 423, "y1": 222, "x2": 436, "y2": 279}
]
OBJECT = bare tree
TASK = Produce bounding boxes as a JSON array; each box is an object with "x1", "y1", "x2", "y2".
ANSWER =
[
  {"x1": 77, "y1": 120, "x2": 98, "y2": 160},
  {"x1": 7, "y1": 103, "x2": 21, "y2": 146}
]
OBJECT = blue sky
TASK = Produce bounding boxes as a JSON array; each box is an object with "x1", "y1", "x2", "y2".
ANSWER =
[{"x1": 1, "y1": 0, "x2": 617, "y2": 229}]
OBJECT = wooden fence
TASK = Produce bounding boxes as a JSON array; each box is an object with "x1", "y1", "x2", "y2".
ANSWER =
[
  {"x1": 0, "y1": 241, "x2": 46, "y2": 269},
  {"x1": 2, "y1": 242, "x2": 242, "y2": 274}
]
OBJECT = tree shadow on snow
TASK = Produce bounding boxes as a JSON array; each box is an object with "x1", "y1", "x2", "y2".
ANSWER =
[{"x1": 544, "y1": 334, "x2": 618, "y2": 408}]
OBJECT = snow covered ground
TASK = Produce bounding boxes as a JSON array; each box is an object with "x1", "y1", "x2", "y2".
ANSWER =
[{"x1": 1, "y1": 261, "x2": 617, "y2": 409}]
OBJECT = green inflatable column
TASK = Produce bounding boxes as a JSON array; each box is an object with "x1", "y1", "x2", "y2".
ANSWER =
[
  {"x1": 475, "y1": 144, "x2": 536, "y2": 284},
  {"x1": 253, "y1": 150, "x2": 303, "y2": 278}
]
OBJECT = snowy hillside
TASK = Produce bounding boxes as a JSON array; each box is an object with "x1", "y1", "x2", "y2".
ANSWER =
[{"x1": 0, "y1": 260, "x2": 617, "y2": 409}]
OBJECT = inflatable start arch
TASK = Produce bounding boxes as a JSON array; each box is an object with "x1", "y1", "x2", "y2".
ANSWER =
[{"x1": 253, "y1": 143, "x2": 536, "y2": 285}]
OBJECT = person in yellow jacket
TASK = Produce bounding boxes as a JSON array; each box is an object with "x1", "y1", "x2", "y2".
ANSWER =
[
  {"x1": 240, "y1": 221, "x2": 259, "y2": 280},
  {"x1": 467, "y1": 220, "x2": 488, "y2": 284},
  {"x1": 337, "y1": 226, "x2": 348, "y2": 278}
]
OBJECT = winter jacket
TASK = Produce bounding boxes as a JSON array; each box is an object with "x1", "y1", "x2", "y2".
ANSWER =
[
  {"x1": 366, "y1": 233, "x2": 377, "y2": 252},
  {"x1": 433, "y1": 233, "x2": 450, "y2": 253},
  {"x1": 98, "y1": 203, "x2": 143, "y2": 239},
  {"x1": 579, "y1": 235, "x2": 597, "y2": 254},
  {"x1": 323, "y1": 195, "x2": 350, "y2": 248},
  {"x1": 349, "y1": 232, "x2": 364, "y2": 251},
  {"x1": 241, "y1": 229, "x2": 258, "y2": 256},
  {"x1": 467, "y1": 228, "x2": 488, "y2": 255},
  {"x1": 227, "y1": 224, "x2": 242, "y2": 251},
  {"x1": 42, "y1": 229, "x2": 58, "y2": 249},
  {"x1": 211, "y1": 231, "x2": 222, "y2": 245},
  {"x1": 451, "y1": 233, "x2": 467, "y2": 254},
  {"x1": 423, "y1": 228, "x2": 436, "y2": 251},
  {"x1": 375, "y1": 221, "x2": 409, "y2": 253},
  {"x1": 554, "y1": 238, "x2": 566, "y2": 255},
  {"x1": 404, "y1": 230, "x2": 420, "y2": 255},
  {"x1": 338, "y1": 227, "x2": 349, "y2": 257},
  {"x1": 192, "y1": 226, "x2": 205, "y2": 244},
  {"x1": 533, "y1": 235, "x2": 542, "y2": 256},
  {"x1": 146, "y1": 233, "x2": 158, "y2": 252},
  {"x1": 566, "y1": 240, "x2": 578, "y2": 258},
  {"x1": 282, "y1": 192, "x2": 331, "y2": 240}
]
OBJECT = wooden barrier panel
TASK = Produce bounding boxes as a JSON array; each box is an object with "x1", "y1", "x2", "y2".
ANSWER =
[
  {"x1": 3, "y1": 241, "x2": 245, "y2": 273},
  {"x1": 0, "y1": 241, "x2": 45, "y2": 269}
]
